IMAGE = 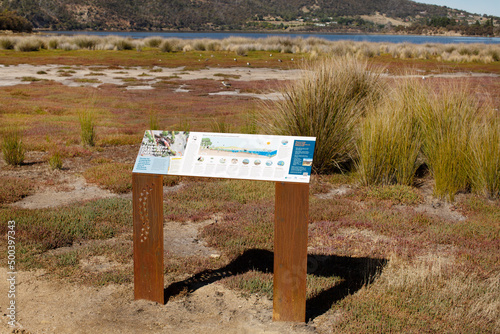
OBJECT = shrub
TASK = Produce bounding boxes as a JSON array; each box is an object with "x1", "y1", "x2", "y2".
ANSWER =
[
  {"x1": 2, "y1": 128, "x2": 25, "y2": 165},
  {"x1": 193, "y1": 40, "x2": 206, "y2": 51},
  {"x1": 261, "y1": 56, "x2": 383, "y2": 174},
  {"x1": 357, "y1": 79, "x2": 423, "y2": 186},
  {"x1": 79, "y1": 109, "x2": 96, "y2": 146}
]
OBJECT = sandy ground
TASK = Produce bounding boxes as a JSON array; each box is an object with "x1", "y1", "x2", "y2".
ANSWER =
[
  {"x1": 0, "y1": 267, "x2": 316, "y2": 334},
  {"x1": 0, "y1": 64, "x2": 300, "y2": 88}
]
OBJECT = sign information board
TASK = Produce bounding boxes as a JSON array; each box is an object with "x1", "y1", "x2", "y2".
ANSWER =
[{"x1": 133, "y1": 131, "x2": 316, "y2": 183}]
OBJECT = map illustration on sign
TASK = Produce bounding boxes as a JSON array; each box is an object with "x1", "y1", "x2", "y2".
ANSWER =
[{"x1": 133, "y1": 131, "x2": 316, "y2": 183}]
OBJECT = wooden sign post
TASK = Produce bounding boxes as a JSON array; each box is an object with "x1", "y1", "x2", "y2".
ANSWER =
[
  {"x1": 132, "y1": 173, "x2": 164, "y2": 304},
  {"x1": 132, "y1": 131, "x2": 315, "y2": 322},
  {"x1": 273, "y1": 182, "x2": 309, "y2": 322}
]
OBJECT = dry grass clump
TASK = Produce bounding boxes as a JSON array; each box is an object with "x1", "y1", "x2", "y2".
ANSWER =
[
  {"x1": 262, "y1": 55, "x2": 383, "y2": 173},
  {"x1": 14, "y1": 37, "x2": 45, "y2": 51},
  {"x1": 0, "y1": 36, "x2": 16, "y2": 50},
  {"x1": 357, "y1": 79, "x2": 424, "y2": 186}
]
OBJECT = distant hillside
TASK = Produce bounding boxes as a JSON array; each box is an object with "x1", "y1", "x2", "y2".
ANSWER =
[{"x1": 0, "y1": 0, "x2": 498, "y2": 35}]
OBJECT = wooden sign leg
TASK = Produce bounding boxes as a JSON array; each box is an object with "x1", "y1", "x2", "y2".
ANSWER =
[
  {"x1": 273, "y1": 182, "x2": 309, "y2": 322},
  {"x1": 133, "y1": 173, "x2": 164, "y2": 304}
]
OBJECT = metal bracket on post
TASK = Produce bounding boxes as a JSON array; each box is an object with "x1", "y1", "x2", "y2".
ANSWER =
[
  {"x1": 273, "y1": 181, "x2": 309, "y2": 322},
  {"x1": 133, "y1": 173, "x2": 164, "y2": 304}
]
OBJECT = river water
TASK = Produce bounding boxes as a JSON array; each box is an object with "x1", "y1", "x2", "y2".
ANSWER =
[{"x1": 46, "y1": 31, "x2": 500, "y2": 44}]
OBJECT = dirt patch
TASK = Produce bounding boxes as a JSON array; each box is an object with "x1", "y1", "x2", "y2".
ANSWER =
[
  {"x1": 164, "y1": 218, "x2": 220, "y2": 258},
  {"x1": 11, "y1": 176, "x2": 118, "y2": 209},
  {"x1": 0, "y1": 267, "x2": 316, "y2": 334}
]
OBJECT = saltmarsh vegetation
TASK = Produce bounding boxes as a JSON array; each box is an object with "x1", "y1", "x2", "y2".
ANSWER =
[
  {"x1": 0, "y1": 37, "x2": 498, "y2": 332},
  {"x1": 0, "y1": 35, "x2": 499, "y2": 64},
  {"x1": 356, "y1": 77, "x2": 499, "y2": 201}
]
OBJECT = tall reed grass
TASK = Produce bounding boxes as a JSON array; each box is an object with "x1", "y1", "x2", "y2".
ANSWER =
[
  {"x1": 469, "y1": 115, "x2": 500, "y2": 198},
  {"x1": 357, "y1": 79, "x2": 424, "y2": 186},
  {"x1": 417, "y1": 83, "x2": 479, "y2": 201},
  {"x1": 262, "y1": 56, "x2": 383, "y2": 173}
]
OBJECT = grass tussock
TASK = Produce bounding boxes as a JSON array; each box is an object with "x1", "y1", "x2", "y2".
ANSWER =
[
  {"x1": 262, "y1": 55, "x2": 383, "y2": 174},
  {"x1": 79, "y1": 109, "x2": 96, "y2": 147},
  {"x1": 48, "y1": 150, "x2": 63, "y2": 170},
  {"x1": 1, "y1": 127, "x2": 25, "y2": 165},
  {"x1": 148, "y1": 110, "x2": 161, "y2": 131},
  {"x1": 418, "y1": 83, "x2": 479, "y2": 201},
  {"x1": 357, "y1": 79, "x2": 424, "y2": 186},
  {"x1": 469, "y1": 115, "x2": 500, "y2": 198}
]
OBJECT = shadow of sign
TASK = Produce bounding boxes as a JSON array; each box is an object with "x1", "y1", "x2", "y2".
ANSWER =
[{"x1": 164, "y1": 249, "x2": 387, "y2": 320}]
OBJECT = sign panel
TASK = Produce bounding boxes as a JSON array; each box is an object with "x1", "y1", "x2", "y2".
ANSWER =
[{"x1": 133, "y1": 131, "x2": 316, "y2": 183}]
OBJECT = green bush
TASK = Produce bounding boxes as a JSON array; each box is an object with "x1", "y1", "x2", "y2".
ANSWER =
[
  {"x1": 2, "y1": 128, "x2": 25, "y2": 165},
  {"x1": 262, "y1": 56, "x2": 383, "y2": 173}
]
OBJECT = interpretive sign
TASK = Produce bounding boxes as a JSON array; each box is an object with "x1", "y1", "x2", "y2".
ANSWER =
[
  {"x1": 132, "y1": 131, "x2": 316, "y2": 183},
  {"x1": 132, "y1": 130, "x2": 316, "y2": 322}
]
